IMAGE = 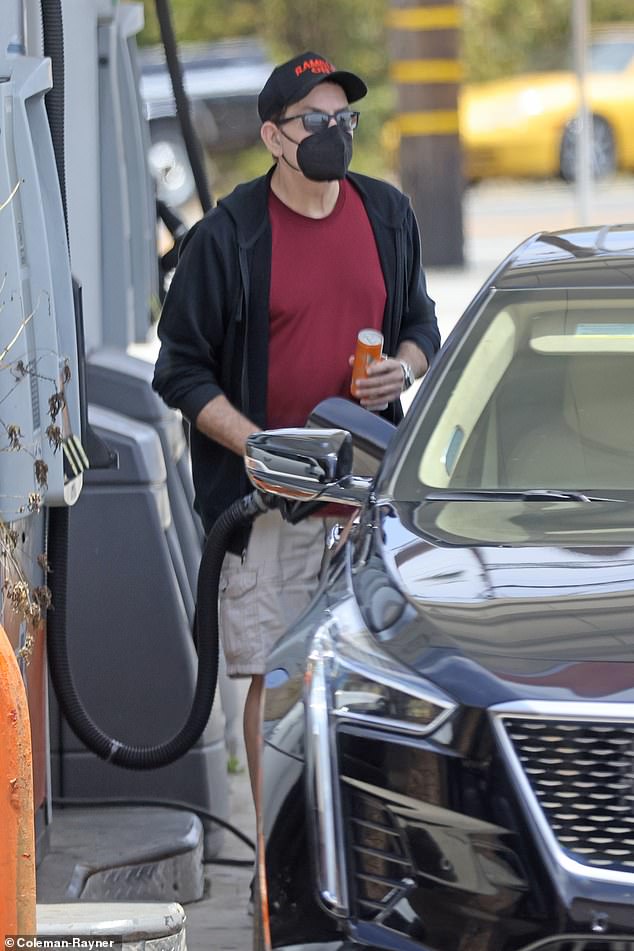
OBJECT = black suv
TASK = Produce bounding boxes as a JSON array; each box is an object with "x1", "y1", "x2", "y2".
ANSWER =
[{"x1": 248, "y1": 224, "x2": 634, "y2": 951}]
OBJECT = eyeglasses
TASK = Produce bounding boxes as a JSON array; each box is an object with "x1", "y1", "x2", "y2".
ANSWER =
[{"x1": 277, "y1": 109, "x2": 360, "y2": 134}]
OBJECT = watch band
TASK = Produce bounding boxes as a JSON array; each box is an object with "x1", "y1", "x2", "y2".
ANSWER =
[{"x1": 399, "y1": 360, "x2": 415, "y2": 391}]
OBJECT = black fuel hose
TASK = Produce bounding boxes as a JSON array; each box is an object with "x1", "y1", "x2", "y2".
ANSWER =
[
  {"x1": 48, "y1": 492, "x2": 269, "y2": 770},
  {"x1": 157, "y1": 199, "x2": 188, "y2": 299},
  {"x1": 41, "y1": 0, "x2": 68, "y2": 235},
  {"x1": 42, "y1": 0, "x2": 109, "y2": 467}
]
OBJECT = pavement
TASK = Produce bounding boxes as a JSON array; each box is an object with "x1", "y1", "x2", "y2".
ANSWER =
[
  {"x1": 183, "y1": 677, "x2": 255, "y2": 950},
  {"x1": 165, "y1": 175, "x2": 634, "y2": 951}
]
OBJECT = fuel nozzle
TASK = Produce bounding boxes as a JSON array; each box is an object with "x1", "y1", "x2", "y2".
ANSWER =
[{"x1": 238, "y1": 490, "x2": 276, "y2": 521}]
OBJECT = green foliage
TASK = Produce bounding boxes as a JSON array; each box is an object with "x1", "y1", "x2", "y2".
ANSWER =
[
  {"x1": 139, "y1": 0, "x2": 261, "y2": 45},
  {"x1": 139, "y1": 0, "x2": 634, "y2": 81},
  {"x1": 260, "y1": 0, "x2": 388, "y2": 82},
  {"x1": 208, "y1": 145, "x2": 271, "y2": 200},
  {"x1": 139, "y1": 0, "x2": 388, "y2": 81},
  {"x1": 464, "y1": 0, "x2": 634, "y2": 81},
  {"x1": 463, "y1": 0, "x2": 570, "y2": 80}
]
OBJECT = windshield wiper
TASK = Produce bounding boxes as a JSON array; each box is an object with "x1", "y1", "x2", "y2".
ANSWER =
[{"x1": 424, "y1": 489, "x2": 626, "y2": 503}]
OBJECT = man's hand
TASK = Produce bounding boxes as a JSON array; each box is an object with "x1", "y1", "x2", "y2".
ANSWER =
[{"x1": 349, "y1": 355, "x2": 404, "y2": 411}]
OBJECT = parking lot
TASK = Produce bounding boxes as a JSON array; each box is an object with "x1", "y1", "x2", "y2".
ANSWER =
[{"x1": 182, "y1": 174, "x2": 634, "y2": 951}]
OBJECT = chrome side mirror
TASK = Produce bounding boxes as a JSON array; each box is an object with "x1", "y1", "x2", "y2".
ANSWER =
[{"x1": 245, "y1": 428, "x2": 372, "y2": 507}]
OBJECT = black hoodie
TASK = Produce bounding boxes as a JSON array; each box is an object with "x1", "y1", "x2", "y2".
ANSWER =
[{"x1": 153, "y1": 168, "x2": 440, "y2": 541}]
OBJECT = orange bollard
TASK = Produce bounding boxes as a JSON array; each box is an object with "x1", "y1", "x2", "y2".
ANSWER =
[{"x1": 0, "y1": 622, "x2": 36, "y2": 938}]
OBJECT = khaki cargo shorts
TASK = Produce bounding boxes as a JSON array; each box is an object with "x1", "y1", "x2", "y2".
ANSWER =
[{"x1": 219, "y1": 509, "x2": 330, "y2": 677}]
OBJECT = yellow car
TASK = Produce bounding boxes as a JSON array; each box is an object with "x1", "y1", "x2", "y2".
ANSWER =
[{"x1": 460, "y1": 27, "x2": 634, "y2": 181}]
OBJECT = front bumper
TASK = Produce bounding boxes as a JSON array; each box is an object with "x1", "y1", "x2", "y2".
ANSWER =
[{"x1": 263, "y1": 701, "x2": 634, "y2": 950}]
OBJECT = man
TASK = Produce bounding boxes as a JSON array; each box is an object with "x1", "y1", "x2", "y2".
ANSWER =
[{"x1": 152, "y1": 51, "x2": 440, "y2": 806}]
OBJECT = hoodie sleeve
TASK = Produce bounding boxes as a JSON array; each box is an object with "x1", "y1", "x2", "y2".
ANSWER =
[
  {"x1": 152, "y1": 213, "x2": 235, "y2": 424},
  {"x1": 397, "y1": 206, "x2": 441, "y2": 363}
]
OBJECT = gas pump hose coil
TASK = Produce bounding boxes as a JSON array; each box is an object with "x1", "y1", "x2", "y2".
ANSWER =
[{"x1": 47, "y1": 492, "x2": 270, "y2": 770}]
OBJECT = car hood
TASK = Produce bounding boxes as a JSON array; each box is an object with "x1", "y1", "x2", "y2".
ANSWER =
[{"x1": 355, "y1": 500, "x2": 634, "y2": 704}]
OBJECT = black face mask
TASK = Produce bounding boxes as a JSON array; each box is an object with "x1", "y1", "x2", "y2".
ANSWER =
[{"x1": 281, "y1": 124, "x2": 353, "y2": 181}]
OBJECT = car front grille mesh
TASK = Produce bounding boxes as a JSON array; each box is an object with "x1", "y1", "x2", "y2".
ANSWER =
[
  {"x1": 503, "y1": 717, "x2": 634, "y2": 871},
  {"x1": 342, "y1": 782, "x2": 414, "y2": 920}
]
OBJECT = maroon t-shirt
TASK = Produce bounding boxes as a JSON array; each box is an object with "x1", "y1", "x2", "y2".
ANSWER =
[{"x1": 267, "y1": 179, "x2": 387, "y2": 429}]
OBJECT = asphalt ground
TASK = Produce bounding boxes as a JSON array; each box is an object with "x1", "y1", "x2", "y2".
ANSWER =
[{"x1": 168, "y1": 174, "x2": 634, "y2": 950}]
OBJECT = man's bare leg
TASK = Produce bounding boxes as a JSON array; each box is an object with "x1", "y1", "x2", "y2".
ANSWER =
[{"x1": 244, "y1": 673, "x2": 264, "y2": 812}]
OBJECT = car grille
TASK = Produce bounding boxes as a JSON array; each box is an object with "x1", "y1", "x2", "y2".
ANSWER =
[
  {"x1": 503, "y1": 717, "x2": 634, "y2": 871},
  {"x1": 342, "y1": 781, "x2": 415, "y2": 920}
]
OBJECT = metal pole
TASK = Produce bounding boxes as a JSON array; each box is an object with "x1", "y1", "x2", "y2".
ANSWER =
[
  {"x1": 387, "y1": 0, "x2": 464, "y2": 267},
  {"x1": 573, "y1": 0, "x2": 592, "y2": 224}
]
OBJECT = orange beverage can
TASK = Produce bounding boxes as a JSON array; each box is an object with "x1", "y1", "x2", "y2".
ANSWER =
[{"x1": 351, "y1": 329, "x2": 384, "y2": 398}]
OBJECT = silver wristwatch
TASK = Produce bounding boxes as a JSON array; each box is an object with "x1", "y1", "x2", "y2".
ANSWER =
[{"x1": 399, "y1": 360, "x2": 415, "y2": 391}]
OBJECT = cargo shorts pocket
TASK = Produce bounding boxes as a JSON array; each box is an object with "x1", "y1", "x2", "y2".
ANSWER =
[{"x1": 218, "y1": 569, "x2": 262, "y2": 672}]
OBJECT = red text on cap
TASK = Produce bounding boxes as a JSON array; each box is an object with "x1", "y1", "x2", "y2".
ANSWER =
[{"x1": 294, "y1": 58, "x2": 335, "y2": 78}]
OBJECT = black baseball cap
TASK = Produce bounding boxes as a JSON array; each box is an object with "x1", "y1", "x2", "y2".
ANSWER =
[{"x1": 258, "y1": 51, "x2": 367, "y2": 122}]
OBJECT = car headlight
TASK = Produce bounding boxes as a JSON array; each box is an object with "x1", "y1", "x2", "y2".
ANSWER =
[
  {"x1": 324, "y1": 598, "x2": 455, "y2": 735},
  {"x1": 334, "y1": 673, "x2": 449, "y2": 730},
  {"x1": 304, "y1": 601, "x2": 456, "y2": 916}
]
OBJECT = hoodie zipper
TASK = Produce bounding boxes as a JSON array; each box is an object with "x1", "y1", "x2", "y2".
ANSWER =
[{"x1": 237, "y1": 244, "x2": 250, "y2": 417}]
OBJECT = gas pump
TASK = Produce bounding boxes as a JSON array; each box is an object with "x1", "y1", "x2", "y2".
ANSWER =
[
  {"x1": 0, "y1": 0, "x2": 242, "y2": 942},
  {"x1": 0, "y1": 0, "x2": 86, "y2": 858}
]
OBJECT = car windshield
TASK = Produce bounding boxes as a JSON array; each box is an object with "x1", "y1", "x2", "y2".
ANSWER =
[
  {"x1": 589, "y1": 40, "x2": 634, "y2": 72},
  {"x1": 391, "y1": 288, "x2": 634, "y2": 502}
]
